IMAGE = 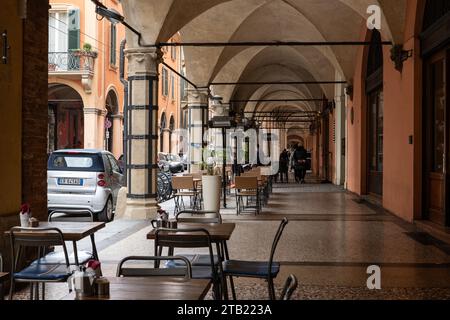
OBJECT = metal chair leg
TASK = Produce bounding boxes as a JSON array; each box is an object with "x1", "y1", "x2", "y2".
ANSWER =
[
  {"x1": 228, "y1": 276, "x2": 237, "y2": 300},
  {"x1": 42, "y1": 283, "x2": 45, "y2": 300},
  {"x1": 29, "y1": 283, "x2": 34, "y2": 300},
  {"x1": 268, "y1": 278, "x2": 276, "y2": 300},
  {"x1": 9, "y1": 277, "x2": 14, "y2": 300}
]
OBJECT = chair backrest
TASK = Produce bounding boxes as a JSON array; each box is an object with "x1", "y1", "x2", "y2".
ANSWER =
[
  {"x1": 0, "y1": 253, "x2": 3, "y2": 272},
  {"x1": 172, "y1": 176, "x2": 194, "y2": 190},
  {"x1": 235, "y1": 176, "x2": 258, "y2": 190},
  {"x1": 176, "y1": 210, "x2": 222, "y2": 224},
  {"x1": 9, "y1": 227, "x2": 71, "y2": 271},
  {"x1": 116, "y1": 256, "x2": 192, "y2": 279},
  {"x1": 268, "y1": 218, "x2": 289, "y2": 276},
  {"x1": 280, "y1": 274, "x2": 298, "y2": 300},
  {"x1": 154, "y1": 228, "x2": 217, "y2": 278}
]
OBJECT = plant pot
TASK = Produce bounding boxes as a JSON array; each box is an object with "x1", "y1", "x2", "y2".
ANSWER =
[{"x1": 202, "y1": 175, "x2": 221, "y2": 213}]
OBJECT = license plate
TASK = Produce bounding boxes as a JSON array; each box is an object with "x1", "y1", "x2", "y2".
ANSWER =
[{"x1": 58, "y1": 178, "x2": 83, "y2": 186}]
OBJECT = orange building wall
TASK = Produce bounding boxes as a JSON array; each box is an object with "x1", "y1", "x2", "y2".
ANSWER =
[
  {"x1": 346, "y1": 0, "x2": 422, "y2": 223},
  {"x1": 158, "y1": 33, "x2": 182, "y2": 154}
]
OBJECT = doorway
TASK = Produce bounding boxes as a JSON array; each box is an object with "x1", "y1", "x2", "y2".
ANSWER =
[
  {"x1": 423, "y1": 49, "x2": 449, "y2": 226},
  {"x1": 365, "y1": 30, "x2": 384, "y2": 197},
  {"x1": 421, "y1": 0, "x2": 450, "y2": 227},
  {"x1": 48, "y1": 84, "x2": 84, "y2": 152}
]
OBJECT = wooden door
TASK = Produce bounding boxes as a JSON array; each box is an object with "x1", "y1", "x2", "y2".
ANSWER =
[
  {"x1": 367, "y1": 89, "x2": 384, "y2": 196},
  {"x1": 424, "y1": 49, "x2": 449, "y2": 226}
]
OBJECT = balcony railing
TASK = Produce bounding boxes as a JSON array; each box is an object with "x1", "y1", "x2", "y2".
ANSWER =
[{"x1": 48, "y1": 51, "x2": 97, "y2": 73}]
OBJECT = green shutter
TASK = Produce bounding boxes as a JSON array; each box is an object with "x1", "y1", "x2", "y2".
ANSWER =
[{"x1": 68, "y1": 9, "x2": 80, "y2": 50}]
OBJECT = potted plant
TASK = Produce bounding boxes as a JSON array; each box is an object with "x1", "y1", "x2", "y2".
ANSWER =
[{"x1": 201, "y1": 152, "x2": 222, "y2": 213}]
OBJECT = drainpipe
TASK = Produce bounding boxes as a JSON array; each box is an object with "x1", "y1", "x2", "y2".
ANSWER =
[{"x1": 120, "y1": 39, "x2": 128, "y2": 186}]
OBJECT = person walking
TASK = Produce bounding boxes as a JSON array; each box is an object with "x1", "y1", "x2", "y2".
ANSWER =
[
  {"x1": 293, "y1": 145, "x2": 308, "y2": 184},
  {"x1": 279, "y1": 149, "x2": 289, "y2": 183}
]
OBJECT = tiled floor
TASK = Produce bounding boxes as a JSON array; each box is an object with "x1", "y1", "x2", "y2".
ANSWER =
[{"x1": 8, "y1": 174, "x2": 450, "y2": 300}]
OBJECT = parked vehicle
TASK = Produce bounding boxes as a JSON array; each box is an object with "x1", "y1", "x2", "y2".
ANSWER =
[
  {"x1": 158, "y1": 152, "x2": 184, "y2": 174},
  {"x1": 47, "y1": 149, "x2": 124, "y2": 222}
]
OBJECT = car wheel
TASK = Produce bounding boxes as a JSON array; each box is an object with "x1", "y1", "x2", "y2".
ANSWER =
[{"x1": 98, "y1": 197, "x2": 114, "y2": 222}]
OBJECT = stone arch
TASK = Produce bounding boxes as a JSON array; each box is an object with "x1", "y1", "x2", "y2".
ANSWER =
[{"x1": 48, "y1": 83, "x2": 84, "y2": 152}]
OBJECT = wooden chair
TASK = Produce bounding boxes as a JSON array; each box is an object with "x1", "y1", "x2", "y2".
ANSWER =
[
  {"x1": 234, "y1": 176, "x2": 260, "y2": 215},
  {"x1": 154, "y1": 228, "x2": 223, "y2": 299},
  {"x1": 116, "y1": 256, "x2": 192, "y2": 279},
  {"x1": 9, "y1": 227, "x2": 73, "y2": 300},
  {"x1": 172, "y1": 176, "x2": 200, "y2": 214},
  {"x1": 280, "y1": 274, "x2": 298, "y2": 300},
  {"x1": 223, "y1": 218, "x2": 289, "y2": 300}
]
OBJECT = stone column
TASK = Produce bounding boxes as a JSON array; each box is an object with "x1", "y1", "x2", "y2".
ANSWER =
[
  {"x1": 187, "y1": 88, "x2": 209, "y2": 172},
  {"x1": 83, "y1": 107, "x2": 100, "y2": 149},
  {"x1": 123, "y1": 47, "x2": 161, "y2": 219}
]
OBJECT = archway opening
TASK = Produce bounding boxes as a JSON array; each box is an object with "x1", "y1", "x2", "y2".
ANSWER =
[
  {"x1": 105, "y1": 90, "x2": 119, "y2": 152},
  {"x1": 48, "y1": 83, "x2": 84, "y2": 153},
  {"x1": 365, "y1": 30, "x2": 384, "y2": 197},
  {"x1": 160, "y1": 112, "x2": 167, "y2": 153}
]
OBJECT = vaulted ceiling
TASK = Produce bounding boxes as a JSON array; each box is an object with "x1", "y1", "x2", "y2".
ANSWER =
[{"x1": 122, "y1": 0, "x2": 407, "y2": 128}]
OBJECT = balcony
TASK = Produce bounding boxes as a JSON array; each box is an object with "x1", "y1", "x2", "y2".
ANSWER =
[{"x1": 48, "y1": 51, "x2": 97, "y2": 93}]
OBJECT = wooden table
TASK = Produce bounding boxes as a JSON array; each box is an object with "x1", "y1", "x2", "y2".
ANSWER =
[
  {"x1": 61, "y1": 277, "x2": 211, "y2": 300},
  {"x1": 147, "y1": 223, "x2": 235, "y2": 242},
  {"x1": 5, "y1": 221, "x2": 105, "y2": 265}
]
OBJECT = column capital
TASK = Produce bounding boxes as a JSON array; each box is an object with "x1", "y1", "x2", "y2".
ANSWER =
[
  {"x1": 125, "y1": 47, "x2": 163, "y2": 78},
  {"x1": 187, "y1": 88, "x2": 210, "y2": 106}
]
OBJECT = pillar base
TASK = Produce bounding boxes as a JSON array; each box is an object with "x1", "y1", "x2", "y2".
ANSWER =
[{"x1": 123, "y1": 197, "x2": 160, "y2": 220}]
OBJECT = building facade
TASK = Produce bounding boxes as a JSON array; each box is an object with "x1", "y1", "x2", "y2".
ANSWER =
[{"x1": 47, "y1": 0, "x2": 125, "y2": 158}]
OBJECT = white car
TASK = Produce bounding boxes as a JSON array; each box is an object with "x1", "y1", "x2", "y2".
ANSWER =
[{"x1": 47, "y1": 149, "x2": 124, "y2": 222}]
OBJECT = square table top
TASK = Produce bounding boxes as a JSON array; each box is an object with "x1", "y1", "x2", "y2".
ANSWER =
[
  {"x1": 147, "y1": 223, "x2": 235, "y2": 242},
  {"x1": 61, "y1": 277, "x2": 211, "y2": 300},
  {"x1": 4, "y1": 221, "x2": 105, "y2": 242}
]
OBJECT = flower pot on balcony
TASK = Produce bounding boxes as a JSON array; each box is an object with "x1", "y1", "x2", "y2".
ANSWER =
[{"x1": 202, "y1": 175, "x2": 221, "y2": 213}]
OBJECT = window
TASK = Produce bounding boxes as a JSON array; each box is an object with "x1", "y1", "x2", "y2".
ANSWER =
[
  {"x1": 110, "y1": 23, "x2": 117, "y2": 66},
  {"x1": 171, "y1": 74, "x2": 175, "y2": 100},
  {"x1": 171, "y1": 46, "x2": 177, "y2": 60},
  {"x1": 162, "y1": 68, "x2": 169, "y2": 96}
]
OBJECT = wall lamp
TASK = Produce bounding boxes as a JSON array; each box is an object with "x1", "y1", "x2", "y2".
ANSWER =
[
  {"x1": 92, "y1": 0, "x2": 151, "y2": 48},
  {"x1": 390, "y1": 44, "x2": 413, "y2": 72}
]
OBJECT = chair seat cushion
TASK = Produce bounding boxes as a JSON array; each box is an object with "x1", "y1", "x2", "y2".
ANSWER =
[
  {"x1": 170, "y1": 254, "x2": 220, "y2": 267},
  {"x1": 32, "y1": 251, "x2": 94, "y2": 265},
  {"x1": 223, "y1": 260, "x2": 280, "y2": 278},
  {"x1": 164, "y1": 263, "x2": 215, "y2": 280},
  {"x1": 14, "y1": 264, "x2": 71, "y2": 281}
]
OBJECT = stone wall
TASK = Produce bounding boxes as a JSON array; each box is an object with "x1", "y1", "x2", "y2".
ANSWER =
[
  {"x1": 0, "y1": 0, "x2": 49, "y2": 284},
  {"x1": 21, "y1": 0, "x2": 49, "y2": 222}
]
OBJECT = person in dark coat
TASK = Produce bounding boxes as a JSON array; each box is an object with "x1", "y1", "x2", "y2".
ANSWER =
[
  {"x1": 279, "y1": 149, "x2": 290, "y2": 183},
  {"x1": 293, "y1": 145, "x2": 308, "y2": 184}
]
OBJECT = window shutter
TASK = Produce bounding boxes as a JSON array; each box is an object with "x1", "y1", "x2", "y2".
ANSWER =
[{"x1": 68, "y1": 9, "x2": 80, "y2": 50}]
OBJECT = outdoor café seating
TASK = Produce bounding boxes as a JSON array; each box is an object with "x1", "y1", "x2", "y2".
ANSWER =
[
  {"x1": 172, "y1": 176, "x2": 201, "y2": 213},
  {"x1": 8, "y1": 227, "x2": 73, "y2": 300},
  {"x1": 154, "y1": 228, "x2": 223, "y2": 300},
  {"x1": 223, "y1": 218, "x2": 289, "y2": 300}
]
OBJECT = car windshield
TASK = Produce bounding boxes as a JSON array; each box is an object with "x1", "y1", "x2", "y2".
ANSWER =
[
  {"x1": 167, "y1": 154, "x2": 180, "y2": 162},
  {"x1": 48, "y1": 153, "x2": 104, "y2": 172}
]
